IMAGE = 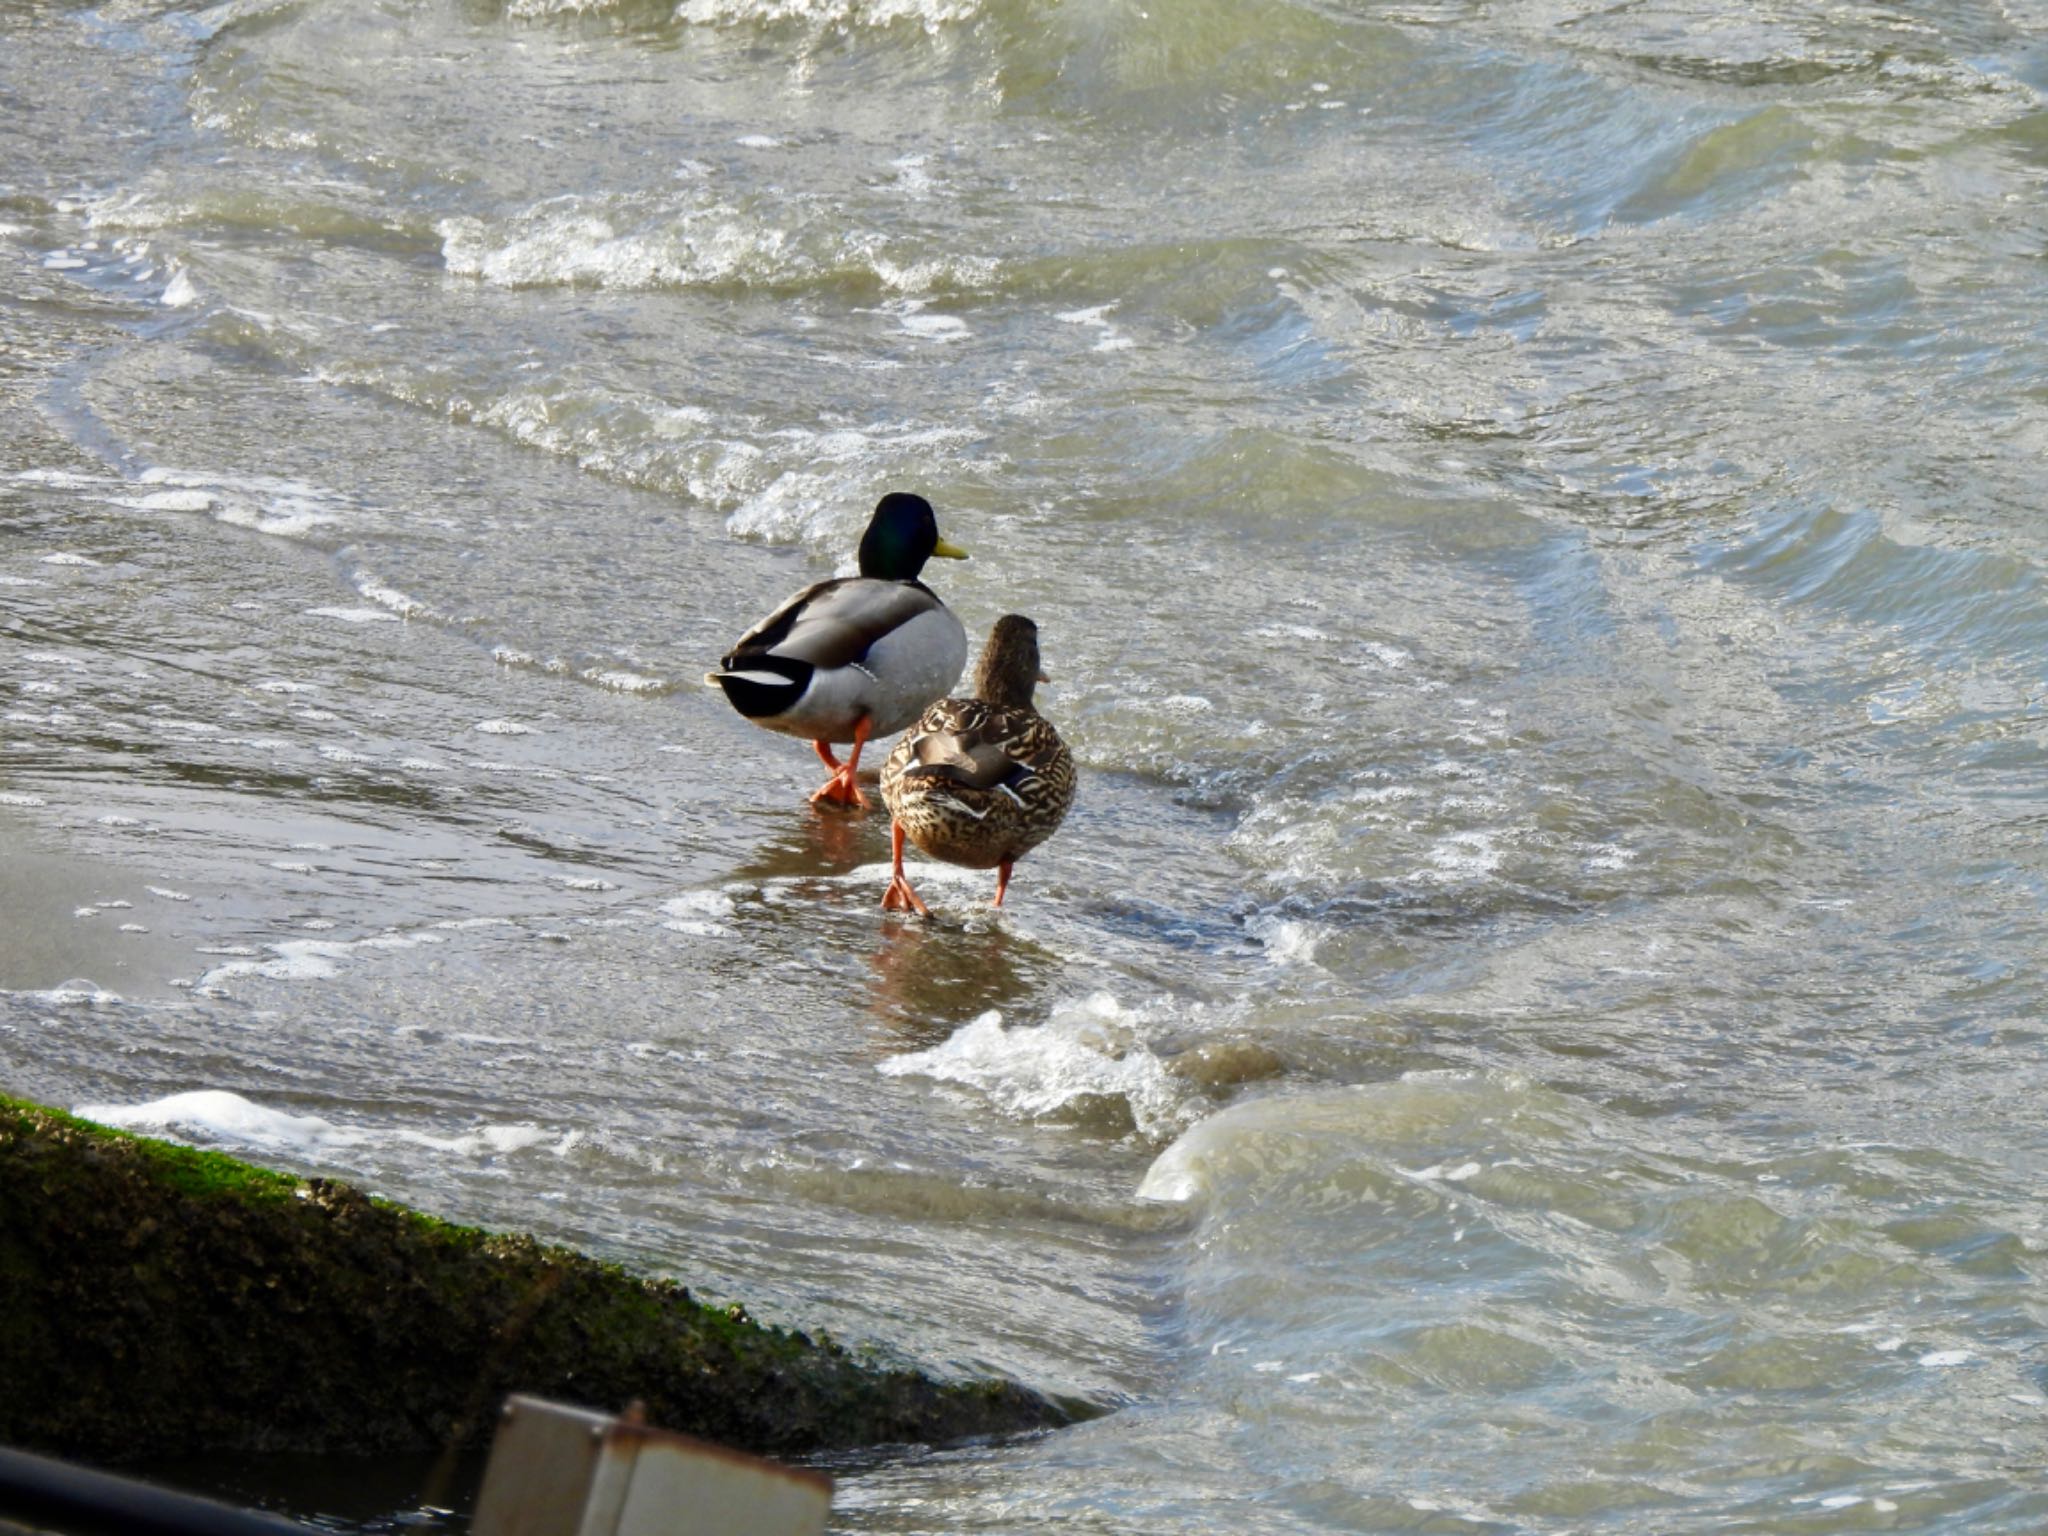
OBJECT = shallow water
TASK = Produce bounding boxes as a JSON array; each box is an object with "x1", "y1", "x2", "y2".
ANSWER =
[{"x1": 4, "y1": 0, "x2": 2048, "y2": 1529}]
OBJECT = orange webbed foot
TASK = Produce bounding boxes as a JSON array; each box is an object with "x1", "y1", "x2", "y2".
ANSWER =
[
  {"x1": 808, "y1": 726, "x2": 871, "y2": 810},
  {"x1": 808, "y1": 768, "x2": 868, "y2": 810},
  {"x1": 882, "y1": 818, "x2": 931, "y2": 916},
  {"x1": 881, "y1": 875, "x2": 931, "y2": 917}
]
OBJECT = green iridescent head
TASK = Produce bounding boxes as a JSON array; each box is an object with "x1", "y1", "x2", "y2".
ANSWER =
[{"x1": 858, "y1": 492, "x2": 968, "y2": 580}]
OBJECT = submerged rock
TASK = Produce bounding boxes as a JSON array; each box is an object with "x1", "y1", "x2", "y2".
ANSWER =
[{"x1": 0, "y1": 1096, "x2": 1084, "y2": 1463}]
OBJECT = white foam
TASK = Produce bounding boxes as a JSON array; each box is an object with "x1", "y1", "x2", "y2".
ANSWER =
[
  {"x1": 13, "y1": 469, "x2": 113, "y2": 490},
  {"x1": 889, "y1": 154, "x2": 933, "y2": 196},
  {"x1": 879, "y1": 993, "x2": 1187, "y2": 1138},
  {"x1": 425, "y1": 1123, "x2": 568, "y2": 1158},
  {"x1": 0, "y1": 792, "x2": 47, "y2": 807},
  {"x1": 1056, "y1": 302, "x2": 1134, "y2": 351},
  {"x1": 218, "y1": 499, "x2": 339, "y2": 540},
  {"x1": 718, "y1": 423, "x2": 972, "y2": 551},
  {"x1": 660, "y1": 889, "x2": 735, "y2": 937},
  {"x1": 196, "y1": 939, "x2": 347, "y2": 988},
  {"x1": 874, "y1": 253, "x2": 997, "y2": 293},
  {"x1": 1918, "y1": 1348, "x2": 1973, "y2": 1368},
  {"x1": 39, "y1": 552, "x2": 102, "y2": 567},
  {"x1": 123, "y1": 467, "x2": 352, "y2": 541},
  {"x1": 585, "y1": 669, "x2": 667, "y2": 693},
  {"x1": 893, "y1": 303, "x2": 970, "y2": 342},
  {"x1": 193, "y1": 928, "x2": 446, "y2": 992},
  {"x1": 354, "y1": 578, "x2": 436, "y2": 620},
  {"x1": 450, "y1": 196, "x2": 798, "y2": 292},
  {"x1": 160, "y1": 269, "x2": 199, "y2": 307},
  {"x1": 138, "y1": 489, "x2": 216, "y2": 513},
  {"x1": 307, "y1": 607, "x2": 401, "y2": 624},
  {"x1": 474, "y1": 718, "x2": 537, "y2": 735},
  {"x1": 76, "y1": 1089, "x2": 361, "y2": 1155},
  {"x1": 0, "y1": 575, "x2": 49, "y2": 588},
  {"x1": 1419, "y1": 830, "x2": 1505, "y2": 881},
  {"x1": 1405, "y1": 1160, "x2": 1484, "y2": 1182},
  {"x1": 73, "y1": 1088, "x2": 576, "y2": 1165},
  {"x1": 438, "y1": 191, "x2": 932, "y2": 294},
  {"x1": 13, "y1": 981, "x2": 124, "y2": 1006},
  {"x1": 1245, "y1": 913, "x2": 1321, "y2": 965},
  {"x1": 674, "y1": 0, "x2": 982, "y2": 25}
]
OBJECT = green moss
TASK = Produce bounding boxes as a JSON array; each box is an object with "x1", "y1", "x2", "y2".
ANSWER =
[{"x1": 0, "y1": 1094, "x2": 1087, "y2": 1463}]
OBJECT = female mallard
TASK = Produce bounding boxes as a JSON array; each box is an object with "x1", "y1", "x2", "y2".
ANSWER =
[
  {"x1": 707, "y1": 492, "x2": 968, "y2": 809},
  {"x1": 879, "y1": 614, "x2": 1075, "y2": 916}
]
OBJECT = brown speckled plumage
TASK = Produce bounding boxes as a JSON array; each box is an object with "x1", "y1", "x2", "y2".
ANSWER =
[{"x1": 880, "y1": 615, "x2": 1075, "y2": 915}]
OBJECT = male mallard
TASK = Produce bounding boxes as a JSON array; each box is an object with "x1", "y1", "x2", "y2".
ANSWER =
[
  {"x1": 879, "y1": 614, "x2": 1075, "y2": 915},
  {"x1": 707, "y1": 492, "x2": 968, "y2": 809}
]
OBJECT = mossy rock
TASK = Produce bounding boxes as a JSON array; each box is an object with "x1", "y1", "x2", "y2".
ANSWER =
[{"x1": 0, "y1": 1096, "x2": 1084, "y2": 1463}]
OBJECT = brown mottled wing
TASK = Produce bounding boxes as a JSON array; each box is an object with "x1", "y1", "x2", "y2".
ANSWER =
[
  {"x1": 991, "y1": 712, "x2": 1076, "y2": 840},
  {"x1": 723, "y1": 577, "x2": 941, "y2": 672},
  {"x1": 904, "y1": 703, "x2": 1071, "y2": 815},
  {"x1": 882, "y1": 697, "x2": 1075, "y2": 869},
  {"x1": 904, "y1": 704, "x2": 1024, "y2": 788}
]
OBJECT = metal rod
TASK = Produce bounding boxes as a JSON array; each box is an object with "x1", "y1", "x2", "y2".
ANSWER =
[{"x1": 0, "y1": 1444, "x2": 315, "y2": 1536}]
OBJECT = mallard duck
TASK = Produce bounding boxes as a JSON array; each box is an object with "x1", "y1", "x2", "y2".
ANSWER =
[
  {"x1": 707, "y1": 492, "x2": 968, "y2": 809},
  {"x1": 879, "y1": 614, "x2": 1075, "y2": 916}
]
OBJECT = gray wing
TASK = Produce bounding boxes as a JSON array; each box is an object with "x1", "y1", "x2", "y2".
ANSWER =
[{"x1": 724, "y1": 578, "x2": 943, "y2": 672}]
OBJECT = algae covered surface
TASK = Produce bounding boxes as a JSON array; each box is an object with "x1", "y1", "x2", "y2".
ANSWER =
[{"x1": 0, "y1": 1096, "x2": 1078, "y2": 1464}]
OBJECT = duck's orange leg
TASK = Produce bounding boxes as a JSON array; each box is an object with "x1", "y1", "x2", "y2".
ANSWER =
[
  {"x1": 881, "y1": 820, "x2": 931, "y2": 917},
  {"x1": 808, "y1": 718, "x2": 872, "y2": 810},
  {"x1": 992, "y1": 857, "x2": 1015, "y2": 909}
]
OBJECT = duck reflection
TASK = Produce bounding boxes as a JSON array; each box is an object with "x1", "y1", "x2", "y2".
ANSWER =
[
  {"x1": 863, "y1": 912, "x2": 1050, "y2": 1047},
  {"x1": 726, "y1": 805, "x2": 885, "y2": 886}
]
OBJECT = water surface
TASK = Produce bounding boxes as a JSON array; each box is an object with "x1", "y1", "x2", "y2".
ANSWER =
[{"x1": 4, "y1": 0, "x2": 2048, "y2": 1530}]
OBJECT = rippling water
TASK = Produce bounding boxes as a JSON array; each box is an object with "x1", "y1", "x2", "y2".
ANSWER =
[{"x1": 6, "y1": 0, "x2": 2048, "y2": 1529}]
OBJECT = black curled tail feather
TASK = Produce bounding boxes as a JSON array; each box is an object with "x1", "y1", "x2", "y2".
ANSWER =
[{"x1": 707, "y1": 654, "x2": 812, "y2": 720}]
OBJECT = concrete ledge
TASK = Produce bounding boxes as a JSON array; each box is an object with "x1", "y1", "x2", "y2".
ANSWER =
[{"x1": 0, "y1": 1096, "x2": 1085, "y2": 1464}]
